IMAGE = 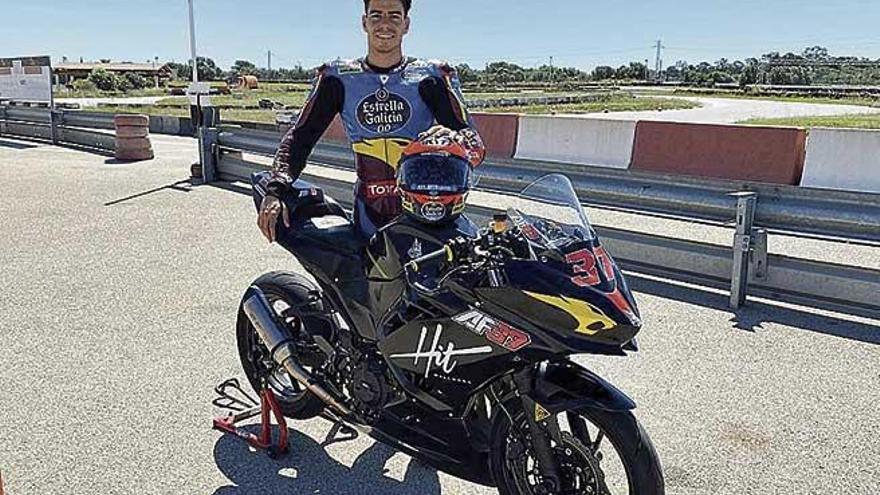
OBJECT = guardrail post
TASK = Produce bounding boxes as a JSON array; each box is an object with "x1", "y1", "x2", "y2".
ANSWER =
[
  {"x1": 49, "y1": 108, "x2": 61, "y2": 145},
  {"x1": 199, "y1": 127, "x2": 219, "y2": 183},
  {"x1": 729, "y1": 192, "x2": 758, "y2": 309},
  {"x1": 0, "y1": 105, "x2": 6, "y2": 135},
  {"x1": 750, "y1": 228, "x2": 768, "y2": 282}
]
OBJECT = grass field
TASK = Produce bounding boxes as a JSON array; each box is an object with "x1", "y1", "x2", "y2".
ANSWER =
[
  {"x1": 482, "y1": 95, "x2": 700, "y2": 114},
  {"x1": 88, "y1": 105, "x2": 278, "y2": 123},
  {"x1": 155, "y1": 89, "x2": 603, "y2": 109},
  {"x1": 52, "y1": 81, "x2": 313, "y2": 101},
  {"x1": 633, "y1": 88, "x2": 880, "y2": 108},
  {"x1": 465, "y1": 91, "x2": 594, "y2": 99},
  {"x1": 88, "y1": 93, "x2": 700, "y2": 123},
  {"x1": 156, "y1": 91, "x2": 309, "y2": 109},
  {"x1": 54, "y1": 87, "x2": 170, "y2": 99},
  {"x1": 738, "y1": 113, "x2": 880, "y2": 129}
]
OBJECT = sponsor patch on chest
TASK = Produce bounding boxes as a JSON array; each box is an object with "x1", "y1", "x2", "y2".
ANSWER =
[{"x1": 357, "y1": 87, "x2": 412, "y2": 134}]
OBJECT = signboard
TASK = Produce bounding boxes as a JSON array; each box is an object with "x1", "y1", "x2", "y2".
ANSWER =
[
  {"x1": 186, "y1": 81, "x2": 213, "y2": 106},
  {"x1": 0, "y1": 55, "x2": 53, "y2": 102}
]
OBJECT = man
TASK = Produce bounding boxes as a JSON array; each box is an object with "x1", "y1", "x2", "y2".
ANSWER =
[{"x1": 257, "y1": 0, "x2": 486, "y2": 242}]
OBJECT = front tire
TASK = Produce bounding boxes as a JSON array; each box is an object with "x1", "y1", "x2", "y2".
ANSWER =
[
  {"x1": 236, "y1": 271, "x2": 330, "y2": 419},
  {"x1": 490, "y1": 405, "x2": 664, "y2": 495}
]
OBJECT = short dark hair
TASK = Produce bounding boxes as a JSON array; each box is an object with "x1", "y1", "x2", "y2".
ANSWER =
[{"x1": 363, "y1": 0, "x2": 411, "y2": 15}]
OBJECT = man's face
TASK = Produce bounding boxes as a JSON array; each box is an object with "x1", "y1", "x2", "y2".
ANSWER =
[{"x1": 362, "y1": 0, "x2": 410, "y2": 54}]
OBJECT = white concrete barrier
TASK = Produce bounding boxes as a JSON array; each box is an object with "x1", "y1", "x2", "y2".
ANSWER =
[
  {"x1": 802, "y1": 128, "x2": 880, "y2": 193},
  {"x1": 514, "y1": 115, "x2": 636, "y2": 169}
]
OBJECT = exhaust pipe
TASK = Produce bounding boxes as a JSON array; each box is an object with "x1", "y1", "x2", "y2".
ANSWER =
[{"x1": 242, "y1": 286, "x2": 352, "y2": 416}]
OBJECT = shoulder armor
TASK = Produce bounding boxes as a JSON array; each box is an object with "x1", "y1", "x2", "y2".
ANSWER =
[
  {"x1": 314, "y1": 63, "x2": 330, "y2": 76},
  {"x1": 327, "y1": 58, "x2": 365, "y2": 76},
  {"x1": 405, "y1": 58, "x2": 432, "y2": 69},
  {"x1": 404, "y1": 58, "x2": 452, "y2": 79},
  {"x1": 429, "y1": 59, "x2": 456, "y2": 76}
]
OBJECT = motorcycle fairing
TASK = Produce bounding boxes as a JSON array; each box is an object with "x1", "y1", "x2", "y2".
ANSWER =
[
  {"x1": 378, "y1": 316, "x2": 520, "y2": 413},
  {"x1": 458, "y1": 258, "x2": 639, "y2": 357},
  {"x1": 367, "y1": 215, "x2": 478, "y2": 330},
  {"x1": 472, "y1": 286, "x2": 631, "y2": 358},
  {"x1": 533, "y1": 361, "x2": 636, "y2": 413},
  {"x1": 511, "y1": 212, "x2": 641, "y2": 323},
  {"x1": 489, "y1": 361, "x2": 636, "y2": 439},
  {"x1": 366, "y1": 413, "x2": 496, "y2": 486}
]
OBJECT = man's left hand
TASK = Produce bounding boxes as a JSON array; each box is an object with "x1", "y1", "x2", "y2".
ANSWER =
[{"x1": 418, "y1": 125, "x2": 458, "y2": 143}]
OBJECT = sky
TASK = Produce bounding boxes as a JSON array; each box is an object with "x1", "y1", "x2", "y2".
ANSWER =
[{"x1": 3, "y1": 0, "x2": 880, "y2": 71}]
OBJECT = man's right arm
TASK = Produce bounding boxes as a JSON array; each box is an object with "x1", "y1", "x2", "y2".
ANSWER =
[{"x1": 264, "y1": 68, "x2": 344, "y2": 197}]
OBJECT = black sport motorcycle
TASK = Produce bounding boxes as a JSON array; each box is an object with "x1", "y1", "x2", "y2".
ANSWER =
[{"x1": 238, "y1": 172, "x2": 664, "y2": 494}]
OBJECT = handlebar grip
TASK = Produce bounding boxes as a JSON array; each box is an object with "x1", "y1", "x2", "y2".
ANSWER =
[{"x1": 407, "y1": 245, "x2": 453, "y2": 272}]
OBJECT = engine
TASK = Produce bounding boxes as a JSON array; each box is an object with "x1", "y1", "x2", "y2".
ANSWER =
[{"x1": 335, "y1": 348, "x2": 397, "y2": 424}]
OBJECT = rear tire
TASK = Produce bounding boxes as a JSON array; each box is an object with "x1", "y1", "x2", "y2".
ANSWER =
[{"x1": 236, "y1": 271, "x2": 330, "y2": 419}]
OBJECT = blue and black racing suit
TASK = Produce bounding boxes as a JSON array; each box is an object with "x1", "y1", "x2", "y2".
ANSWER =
[{"x1": 262, "y1": 57, "x2": 486, "y2": 237}]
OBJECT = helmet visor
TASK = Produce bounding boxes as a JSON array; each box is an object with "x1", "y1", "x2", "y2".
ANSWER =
[{"x1": 399, "y1": 154, "x2": 471, "y2": 194}]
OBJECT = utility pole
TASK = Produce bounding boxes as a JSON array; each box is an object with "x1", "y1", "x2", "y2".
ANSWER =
[
  {"x1": 654, "y1": 38, "x2": 665, "y2": 81},
  {"x1": 187, "y1": 0, "x2": 198, "y2": 83},
  {"x1": 268, "y1": 50, "x2": 272, "y2": 72},
  {"x1": 549, "y1": 56, "x2": 554, "y2": 83}
]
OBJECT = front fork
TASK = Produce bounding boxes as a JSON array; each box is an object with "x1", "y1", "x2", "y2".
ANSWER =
[{"x1": 512, "y1": 366, "x2": 565, "y2": 492}]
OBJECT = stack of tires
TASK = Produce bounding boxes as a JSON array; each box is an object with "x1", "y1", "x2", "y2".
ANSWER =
[{"x1": 114, "y1": 115, "x2": 154, "y2": 161}]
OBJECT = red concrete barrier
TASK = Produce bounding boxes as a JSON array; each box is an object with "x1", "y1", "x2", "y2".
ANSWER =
[
  {"x1": 316, "y1": 113, "x2": 518, "y2": 158},
  {"x1": 320, "y1": 115, "x2": 348, "y2": 143},
  {"x1": 630, "y1": 121, "x2": 807, "y2": 185},
  {"x1": 472, "y1": 112, "x2": 519, "y2": 159}
]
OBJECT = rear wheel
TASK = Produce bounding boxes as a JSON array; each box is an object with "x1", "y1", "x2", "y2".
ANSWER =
[
  {"x1": 490, "y1": 405, "x2": 664, "y2": 495},
  {"x1": 235, "y1": 271, "x2": 331, "y2": 419}
]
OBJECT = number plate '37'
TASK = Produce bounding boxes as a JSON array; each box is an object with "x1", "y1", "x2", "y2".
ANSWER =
[{"x1": 565, "y1": 247, "x2": 615, "y2": 287}]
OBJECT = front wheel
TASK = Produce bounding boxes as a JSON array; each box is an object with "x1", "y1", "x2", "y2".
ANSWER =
[
  {"x1": 235, "y1": 271, "x2": 331, "y2": 419},
  {"x1": 490, "y1": 405, "x2": 664, "y2": 495}
]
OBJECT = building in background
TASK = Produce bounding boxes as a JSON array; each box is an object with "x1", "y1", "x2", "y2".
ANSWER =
[{"x1": 55, "y1": 62, "x2": 172, "y2": 87}]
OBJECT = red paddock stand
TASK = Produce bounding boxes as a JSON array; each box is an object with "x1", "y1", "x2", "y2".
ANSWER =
[{"x1": 212, "y1": 378, "x2": 289, "y2": 459}]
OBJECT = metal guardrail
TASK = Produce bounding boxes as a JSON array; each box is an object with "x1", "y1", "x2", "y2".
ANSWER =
[
  {"x1": 216, "y1": 126, "x2": 880, "y2": 244},
  {"x1": 3, "y1": 112, "x2": 876, "y2": 313},
  {"x1": 207, "y1": 126, "x2": 880, "y2": 314},
  {"x1": 0, "y1": 105, "x2": 116, "y2": 153}
]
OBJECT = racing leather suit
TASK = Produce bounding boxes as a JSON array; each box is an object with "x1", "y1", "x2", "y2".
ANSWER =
[{"x1": 263, "y1": 57, "x2": 486, "y2": 237}]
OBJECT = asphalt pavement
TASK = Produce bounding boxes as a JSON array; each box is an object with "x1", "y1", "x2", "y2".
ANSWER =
[{"x1": 0, "y1": 135, "x2": 878, "y2": 495}]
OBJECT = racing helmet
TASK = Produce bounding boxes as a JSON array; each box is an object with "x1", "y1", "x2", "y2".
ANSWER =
[{"x1": 397, "y1": 138, "x2": 472, "y2": 224}]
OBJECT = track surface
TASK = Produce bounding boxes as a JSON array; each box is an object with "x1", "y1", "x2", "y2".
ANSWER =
[
  {"x1": 55, "y1": 96, "x2": 167, "y2": 108},
  {"x1": 1, "y1": 135, "x2": 878, "y2": 495},
  {"x1": 580, "y1": 96, "x2": 880, "y2": 123}
]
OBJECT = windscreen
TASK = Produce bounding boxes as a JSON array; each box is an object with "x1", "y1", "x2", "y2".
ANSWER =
[{"x1": 503, "y1": 174, "x2": 595, "y2": 254}]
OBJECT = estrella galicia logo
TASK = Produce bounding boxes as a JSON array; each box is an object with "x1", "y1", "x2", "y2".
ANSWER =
[
  {"x1": 421, "y1": 202, "x2": 446, "y2": 222},
  {"x1": 357, "y1": 87, "x2": 412, "y2": 134}
]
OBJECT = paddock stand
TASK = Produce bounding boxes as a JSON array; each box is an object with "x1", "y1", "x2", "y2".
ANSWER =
[{"x1": 212, "y1": 378, "x2": 289, "y2": 459}]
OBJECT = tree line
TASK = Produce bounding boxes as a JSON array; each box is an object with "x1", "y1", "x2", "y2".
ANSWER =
[
  {"x1": 165, "y1": 58, "x2": 312, "y2": 83},
  {"x1": 664, "y1": 46, "x2": 880, "y2": 86},
  {"x1": 150, "y1": 46, "x2": 880, "y2": 88},
  {"x1": 459, "y1": 46, "x2": 880, "y2": 87}
]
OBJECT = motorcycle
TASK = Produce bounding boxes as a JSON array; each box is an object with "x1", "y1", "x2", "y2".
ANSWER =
[{"x1": 237, "y1": 171, "x2": 664, "y2": 494}]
